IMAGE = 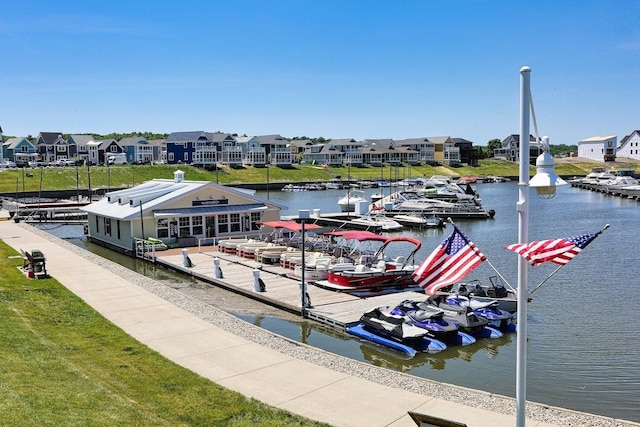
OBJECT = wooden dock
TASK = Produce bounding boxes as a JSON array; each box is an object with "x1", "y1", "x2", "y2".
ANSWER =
[{"x1": 154, "y1": 247, "x2": 426, "y2": 330}]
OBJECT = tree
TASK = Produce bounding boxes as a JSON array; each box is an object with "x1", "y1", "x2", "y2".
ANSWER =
[{"x1": 486, "y1": 139, "x2": 502, "y2": 158}]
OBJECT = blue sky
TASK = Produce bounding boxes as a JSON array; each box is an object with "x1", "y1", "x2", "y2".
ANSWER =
[{"x1": 1, "y1": 1, "x2": 639, "y2": 145}]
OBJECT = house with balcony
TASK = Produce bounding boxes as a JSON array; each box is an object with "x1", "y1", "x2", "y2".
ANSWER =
[
  {"x1": 495, "y1": 134, "x2": 543, "y2": 164},
  {"x1": 67, "y1": 134, "x2": 95, "y2": 163},
  {"x1": 452, "y1": 137, "x2": 478, "y2": 166},
  {"x1": 302, "y1": 143, "x2": 343, "y2": 166},
  {"x1": 255, "y1": 134, "x2": 293, "y2": 167},
  {"x1": 208, "y1": 132, "x2": 242, "y2": 168},
  {"x1": 289, "y1": 139, "x2": 313, "y2": 163},
  {"x1": 119, "y1": 136, "x2": 156, "y2": 164},
  {"x1": 362, "y1": 139, "x2": 400, "y2": 166},
  {"x1": 426, "y1": 136, "x2": 461, "y2": 165},
  {"x1": 165, "y1": 131, "x2": 210, "y2": 165},
  {"x1": 330, "y1": 139, "x2": 363, "y2": 167},
  {"x1": 35, "y1": 132, "x2": 70, "y2": 163},
  {"x1": 236, "y1": 135, "x2": 266, "y2": 167},
  {"x1": 616, "y1": 130, "x2": 640, "y2": 161},
  {"x1": 578, "y1": 135, "x2": 617, "y2": 162},
  {"x1": 395, "y1": 137, "x2": 434, "y2": 164},
  {"x1": 2, "y1": 137, "x2": 38, "y2": 163}
]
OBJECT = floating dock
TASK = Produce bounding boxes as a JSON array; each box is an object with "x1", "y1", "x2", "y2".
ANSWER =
[{"x1": 154, "y1": 247, "x2": 426, "y2": 330}]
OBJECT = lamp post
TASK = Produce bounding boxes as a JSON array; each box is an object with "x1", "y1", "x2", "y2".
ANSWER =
[
  {"x1": 266, "y1": 156, "x2": 270, "y2": 200},
  {"x1": 516, "y1": 66, "x2": 566, "y2": 427},
  {"x1": 299, "y1": 209, "x2": 310, "y2": 318}
]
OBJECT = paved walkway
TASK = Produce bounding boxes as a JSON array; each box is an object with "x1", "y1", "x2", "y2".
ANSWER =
[{"x1": 1, "y1": 218, "x2": 633, "y2": 427}]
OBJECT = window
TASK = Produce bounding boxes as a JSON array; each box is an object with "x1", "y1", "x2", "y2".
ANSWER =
[
  {"x1": 157, "y1": 218, "x2": 169, "y2": 238},
  {"x1": 95, "y1": 216, "x2": 99, "y2": 233},
  {"x1": 104, "y1": 217, "x2": 112, "y2": 236},
  {"x1": 250, "y1": 212, "x2": 261, "y2": 231},
  {"x1": 117, "y1": 220, "x2": 121, "y2": 239},
  {"x1": 179, "y1": 217, "x2": 190, "y2": 236},
  {"x1": 110, "y1": 146, "x2": 119, "y2": 152},
  {"x1": 218, "y1": 214, "x2": 229, "y2": 233},
  {"x1": 230, "y1": 213, "x2": 241, "y2": 232},
  {"x1": 192, "y1": 216, "x2": 203, "y2": 235},
  {"x1": 183, "y1": 152, "x2": 189, "y2": 161},
  {"x1": 168, "y1": 153, "x2": 174, "y2": 162}
]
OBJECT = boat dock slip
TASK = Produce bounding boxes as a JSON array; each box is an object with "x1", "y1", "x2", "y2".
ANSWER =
[
  {"x1": 153, "y1": 247, "x2": 428, "y2": 329},
  {"x1": 2, "y1": 219, "x2": 637, "y2": 427}
]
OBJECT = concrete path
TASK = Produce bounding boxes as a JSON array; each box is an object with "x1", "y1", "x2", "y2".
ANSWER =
[{"x1": 1, "y1": 218, "x2": 632, "y2": 427}]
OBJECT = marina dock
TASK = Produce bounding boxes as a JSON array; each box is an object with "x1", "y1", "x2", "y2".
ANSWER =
[{"x1": 154, "y1": 246, "x2": 426, "y2": 329}]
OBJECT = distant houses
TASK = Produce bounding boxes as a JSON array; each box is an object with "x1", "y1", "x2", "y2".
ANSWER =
[{"x1": 3, "y1": 126, "x2": 640, "y2": 167}]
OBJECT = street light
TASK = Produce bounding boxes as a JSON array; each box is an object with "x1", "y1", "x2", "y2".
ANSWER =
[
  {"x1": 299, "y1": 209, "x2": 310, "y2": 318},
  {"x1": 516, "y1": 66, "x2": 566, "y2": 427}
]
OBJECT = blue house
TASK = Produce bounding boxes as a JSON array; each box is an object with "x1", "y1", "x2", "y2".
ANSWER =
[
  {"x1": 165, "y1": 131, "x2": 210, "y2": 165},
  {"x1": 2, "y1": 137, "x2": 38, "y2": 164}
]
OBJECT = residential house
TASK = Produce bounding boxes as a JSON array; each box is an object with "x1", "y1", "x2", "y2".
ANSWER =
[
  {"x1": 362, "y1": 139, "x2": 399, "y2": 166},
  {"x1": 617, "y1": 131, "x2": 640, "y2": 161},
  {"x1": 236, "y1": 135, "x2": 265, "y2": 167},
  {"x1": 81, "y1": 170, "x2": 282, "y2": 254},
  {"x1": 289, "y1": 139, "x2": 314, "y2": 163},
  {"x1": 494, "y1": 134, "x2": 542, "y2": 164},
  {"x1": 427, "y1": 136, "x2": 461, "y2": 165},
  {"x1": 67, "y1": 134, "x2": 95, "y2": 163},
  {"x1": 147, "y1": 139, "x2": 166, "y2": 164},
  {"x1": 255, "y1": 134, "x2": 293, "y2": 167},
  {"x1": 2, "y1": 137, "x2": 38, "y2": 163},
  {"x1": 35, "y1": 132, "x2": 69, "y2": 163},
  {"x1": 578, "y1": 135, "x2": 617, "y2": 162},
  {"x1": 208, "y1": 132, "x2": 242, "y2": 168},
  {"x1": 452, "y1": 137, "x2": 478, "y2": 166},
  {"x1": 120, "y1": 136, "x2": 155, "y2": 164},
  {"x1": 302, "y1": 143, "x2": 343, "y2": 166},
  {"x1": 87, "y1": 139, "x2": 123, "y2": 165},
  {"x1": 166, "y1": 131, "x2": 210, "y2": 165},
  {"x1": 395, "y1": 138, "x2": 435, "y2": 164},
  {"x1": 330, "y1": 139, "x2": 363, "y2": 166}
]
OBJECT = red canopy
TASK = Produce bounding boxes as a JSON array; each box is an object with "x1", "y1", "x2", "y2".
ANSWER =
[{"x1": 259, "y1": 220, "x2": 322, "y2": 232}]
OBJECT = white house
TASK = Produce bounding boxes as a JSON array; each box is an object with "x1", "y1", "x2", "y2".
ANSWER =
[
  {"x1": 616, "y1": 130, "x2": 640, "y2": 161},
  {"x1": 81, "y1": 170, "x2": 282, "y2": 253},
  {"x1": 578, "y1": 135, "x2": 617, "y2": 162}
]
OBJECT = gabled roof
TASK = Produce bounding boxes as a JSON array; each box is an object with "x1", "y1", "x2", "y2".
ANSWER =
[
  {"x1": 289, "y1": 139, "x2": 313, "y2": 148},
  {"x1": 255, "y1": 134, "x2": 286, "y2": 145},
  {"x1": 147, "y1": 139, "x2": 165, "y2": 147},
  {"x1": 206, "y1": 132, "x2": 236, "y2": 143},
  {"x1": 166, "y1": 131, "x2": 210, "y2": 143},
  {"x1": 37, "y1": 132, "x2": 65, "y2": 145},
  {"x1": 395, "y1": 137, "x2": 432, "y2": 146},
  {"x1": 452, "y1": 137, "x2": 475, "y2": 144},
  {"x1": 328, "y1": 138, "x2": 361, "y2": 146},
  {"x1": 97, "y1": 139, "x2": 120, "y2": 150},
  {"x1": 619, "y1": 130, "x2": 640, "y2": 147},
  {"x1": 3, "y1": 137, "x2": 33, "y2": 149},
  {"x1": 364, "y1": 138, "x2": 394, "y2": 147},
  {"x1": 119, "y1": 136, "x2": 148, "y2": 146},
  {"x1": 427, "y1": 136, "x2": 454, "y2": 144},
  {"x1": 68, "y1": 135, "x2": 94, "y2": 146}
]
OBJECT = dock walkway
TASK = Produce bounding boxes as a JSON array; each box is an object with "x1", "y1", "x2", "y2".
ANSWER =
[{"x1": 2, "y1": 218, "x2": 636, "y2": 427}]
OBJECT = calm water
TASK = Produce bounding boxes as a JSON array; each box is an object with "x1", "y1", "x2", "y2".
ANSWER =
[{"x1": 42, "y1": 182, "x2": 640, "y2": 422}]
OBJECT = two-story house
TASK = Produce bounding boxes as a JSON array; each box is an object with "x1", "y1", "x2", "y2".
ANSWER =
[
  {"x1": 68, "y1": 134, "x2": 95, "y2": 163},
  {"x1": 578, "y1": 135, "x2": 617, "y2": 162},
  {"x1": 255, "y1": 134, "x2": 293, "y2": 167},
  {"x1": 166, "y1": 131, "x2": 210, "y2": 165},
  {"x1": 616, "y1": 131, "x2": 640, "y2": 161},
  {"x1": 35, "y1": 132, "x2": 69, "y2": 163},
  {"x1": 495, "y1": 134, "x2": 541, "y2": 164},
  {"x1": 2, "y1": 137, "x2": 38, "y2": 164}
]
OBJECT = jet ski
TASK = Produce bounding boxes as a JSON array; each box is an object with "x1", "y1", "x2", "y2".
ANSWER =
[
  {"x1": 413, "y1": 297, "x2": 503, "y2": 339},
  {"x1": 349, "y1": 306, "x2": 448, "y2": 355},
  {"x1": 444, "y1": 294, "x2": 516, "y2": 333},
  {"x1": 390, "y1": 300, "x2": 476, "y2": 346}
]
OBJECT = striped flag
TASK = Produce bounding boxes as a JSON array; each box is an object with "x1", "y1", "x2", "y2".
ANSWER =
[
  {"x1": 412, "y1": 224, "x2": 486, "y2": 295},
  {"x1": 505, "y1": 232, "x2": 599, "y2": 267}
]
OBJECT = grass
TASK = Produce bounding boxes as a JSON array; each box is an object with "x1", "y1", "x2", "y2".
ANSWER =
[
  {"x1": 0, "y1": 240, "x2": 329, "y2": 427},
  {"x1": 0, "y1": 158, "x2": 626, "y2": 194}
]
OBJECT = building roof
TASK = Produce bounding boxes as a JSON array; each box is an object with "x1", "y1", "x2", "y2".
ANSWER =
[
  {"x1": 579, "y1": 135, "x2": 617, "y2": 142},
  {"x1": 81, "y1": 178, "x2": 281, "y2": 221},
  {"x1": 119, "y1": 136, "x2": 148, "y2": 146},
  {"x1": 166, "y1": 131, "x2": 210, "y2": 143},
  {"x1": 3, "y1": 137, "x2": 33, "y2": 149}
]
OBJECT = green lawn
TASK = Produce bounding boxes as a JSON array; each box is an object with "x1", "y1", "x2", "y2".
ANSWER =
[
  {"x1": 0, "y1": 158, "x2": 616, "y2": 194},
  {"x1": 0, "y1": 241, "x2": 329, "y2": 427}
]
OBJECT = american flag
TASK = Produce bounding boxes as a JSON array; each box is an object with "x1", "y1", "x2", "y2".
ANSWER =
[
  {"x1": 412, "y1": 224, "x2": 486, "y2": 295},
  {"x1": 505, "y1": 232, "x2": 599, "y2": 267}
]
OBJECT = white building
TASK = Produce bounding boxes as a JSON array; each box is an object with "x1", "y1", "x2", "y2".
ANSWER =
[
  {"x1": 578, "y1": 135, "x2": 617, "y2": 162},
  {"x1": 81, "y1": 170, "x2": 282, "y2": 253},
  {"x1": 616, "y1": 130, "x2": 640, "y2": 161}
]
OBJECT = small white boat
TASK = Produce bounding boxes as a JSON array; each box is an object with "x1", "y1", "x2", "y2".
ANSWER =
[
  {"x1": 338, "y1": 190, "x2": 368, "y2": 212},
  {"x1": 351, "y1": 211, "x2": 403, "y2": 231}
]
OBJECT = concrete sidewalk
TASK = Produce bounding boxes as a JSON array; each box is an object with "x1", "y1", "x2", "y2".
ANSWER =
[{"x1": 0, "y1": 219, "x2": 627, "y2": 427}]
